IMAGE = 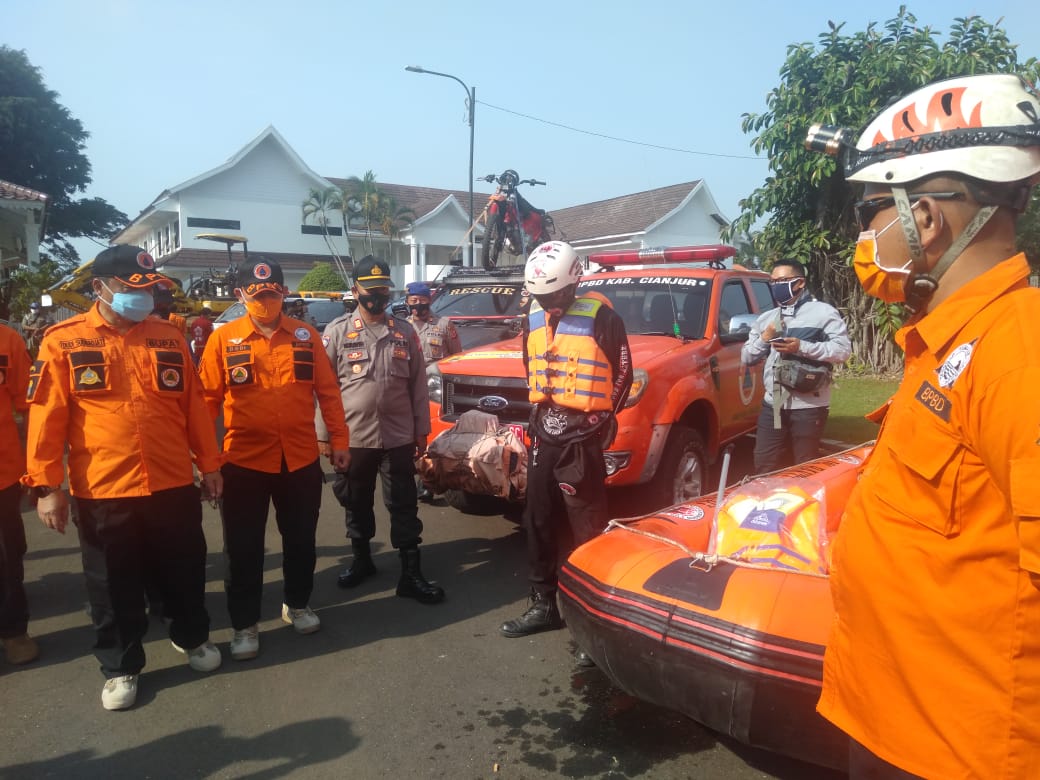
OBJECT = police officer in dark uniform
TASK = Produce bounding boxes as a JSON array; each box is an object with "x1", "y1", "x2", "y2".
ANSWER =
[
  {"x1": 501, "y1": 241, "x2": 632, "y2": 641},
  {"x1": 317, "y1": 256, "x2": 444, "y2": 604}
]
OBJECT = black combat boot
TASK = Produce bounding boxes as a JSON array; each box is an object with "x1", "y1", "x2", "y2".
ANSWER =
[
  {"x1": 500, "y1": 589, "x2": 563, "y2": 637},
  {"x1": 337, "y1": 539, "x2": 377, "y2": 588},
  {"x1": 396, "y1": 547, "x2": 445, "y2": 604}
]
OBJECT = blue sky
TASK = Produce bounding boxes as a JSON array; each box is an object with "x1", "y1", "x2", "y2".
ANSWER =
[{"x1": 5, "y1": 1, "x2": 1040, "y2": 261}]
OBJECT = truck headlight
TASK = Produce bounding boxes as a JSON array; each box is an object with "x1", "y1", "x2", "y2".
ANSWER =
[
  {"x1": 426, "y1": 364, "x2": 442, "y2": 404},
  {"x1": 624, "y1": 368, "x2": 649, "y2": 408}
]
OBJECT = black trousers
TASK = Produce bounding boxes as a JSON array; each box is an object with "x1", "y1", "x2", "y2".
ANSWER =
[
  {"x1": 524, "y1": 433, "x2": 607, "y2": 595},
  {"x1": 752, "y1": 403, "x2": 829, "y2": 474},
  {"x1": 340, "y1": 444, "x2": 422, "y2": 550},
  {"x1": 849, "y1": 739, "x2": 925, "y2": 779},
  {"x1": 220, "y1": 459, "x2": 323, "y2": 630},
  {"x1": 0, "y1": 482, "x2": 29, "y2": 639},
  {"x1": 75, "y1": 484, "x2": 210, "y2": 678}
]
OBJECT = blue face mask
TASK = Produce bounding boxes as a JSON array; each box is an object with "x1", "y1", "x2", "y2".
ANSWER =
[
  {"x1": 101, "y1": 281, "x2": 154, "y2": 322},
  {"x1": 768, "y1": 279, "x2": 802, "y2": 306}
]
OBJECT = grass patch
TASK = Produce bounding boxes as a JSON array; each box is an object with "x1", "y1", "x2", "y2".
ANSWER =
[{"x1": 825, "y1": 374, "x2": 901, "y2": 445}]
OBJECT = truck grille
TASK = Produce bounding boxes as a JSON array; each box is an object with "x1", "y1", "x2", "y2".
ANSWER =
[{"x1": 442, "y1": 374, "x2": 531, "y2": 427}]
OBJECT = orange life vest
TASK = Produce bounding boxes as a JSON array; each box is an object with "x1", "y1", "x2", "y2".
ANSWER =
[{"x1": 527, "y1": 297, "x2": 612, "y2": 412}]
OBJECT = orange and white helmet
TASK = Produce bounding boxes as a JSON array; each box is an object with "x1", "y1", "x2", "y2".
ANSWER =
[
  {"x1": 847, "y1": 73, "x2": 1040, "y2": 185},
  {"x1": 524, "y1": 241, "x2": 582, "y2": 295}
]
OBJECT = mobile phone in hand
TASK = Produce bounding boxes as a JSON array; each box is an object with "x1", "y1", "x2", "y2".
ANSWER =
[{"x1": 768, "y1": 337, "x2": 787, "y2": 344}]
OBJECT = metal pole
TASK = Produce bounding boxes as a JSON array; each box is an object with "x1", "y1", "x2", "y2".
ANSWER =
[
  {"x1": 468, "y1": 86, "x2": 475, "y2": 266},
  {"x1": 405, "y1": 66, "x2": 476, "y2": 266}
]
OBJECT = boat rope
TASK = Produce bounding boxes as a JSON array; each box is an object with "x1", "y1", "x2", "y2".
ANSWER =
[{"x1": 603, "y1": 517, "x2": 830, "y2": 578}]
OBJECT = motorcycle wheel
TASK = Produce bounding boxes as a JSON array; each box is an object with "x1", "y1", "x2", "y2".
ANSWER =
[{"x1": 482, "y1": 216, "x2": 506, "y2": 270}]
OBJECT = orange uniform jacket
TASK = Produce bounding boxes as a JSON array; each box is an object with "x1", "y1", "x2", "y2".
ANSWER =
[
  {"x1": 820, "y1": 255, "x2": 1040, "y2": 779},
  {"x1": 169, "y1": 312, "x2": 187, "y2": 335},
  {"x1": 198, "y1": 314, "x2": 349, "y2": 472},
  {"x1": 0, "y1": 323, "x2": 31, "y2": 490},
  {"x1": 22, "y1": 304, "x2": 221, "y2": 497}
]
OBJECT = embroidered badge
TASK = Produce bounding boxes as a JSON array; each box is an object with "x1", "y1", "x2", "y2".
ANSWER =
[
  {"x1": 937, "y1": 341, "x2": 974, "y2": 389},
  {"x1": 346, "y1": 350, "x2": 364, "y2": 360},
  {"x1": 228, "y1": 338, "x2": 244, "y2": 345},
  {"x1": 392, "y1": 347, "x2": 408, "y2": 360},
  {"x1": 346, "y1": 331, "x2": 359, "y2": 339},
  {"x1": 352, "y1": 364, "x2": 362, "y2": 374},
  {"x1": 322, "y1": 335, "x2": 330, "y2": 347},
  {"x1": 254, "y1": 262, "x2": 272, "y2": 280},
  {"x1": 161, "y1": 368, "x2": 181, "y2": 388},
  {"x1": 231, "y1": 366, "x2": 249, "y2": 384},
  {"x1": 915, "y1": 380, "x2": 952, "y2": 423},
  {"x1": 295, "y1": 327, "x2": 310, "y2": 340},
  {"x1": 80, "y1": 367, "x2": 101, "y2": 385},
  {"x1": 542, "y1": 407, "x2": 567, "y2": 436}
]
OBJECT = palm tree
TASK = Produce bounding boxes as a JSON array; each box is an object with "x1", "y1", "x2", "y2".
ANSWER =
[
  {"x1": 342, "y1": 170, "x2": 382, "y2": 254},
  {"x1": 301, "y1": 187, "x2": 351, "y2": 283},
  {"x1": 374, "y1": 194, "x2": 416, "y2": 265}
]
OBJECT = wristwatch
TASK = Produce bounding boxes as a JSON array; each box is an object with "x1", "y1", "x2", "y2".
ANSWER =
[{"x1": 30, "y1": 485, "x2": 59, "y2": 499}]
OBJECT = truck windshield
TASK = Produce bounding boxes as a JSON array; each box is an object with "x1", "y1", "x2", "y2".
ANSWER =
[
  {"x1": 577, "y1": 278, "x2": 713, "y2": 338},
  {"x1": 431, "y1": 284, "x2": 522, "y2": 318}
]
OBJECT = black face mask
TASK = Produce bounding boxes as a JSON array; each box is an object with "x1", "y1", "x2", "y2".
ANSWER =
[
  {"x1": 358, "y1": 292, "x2": 390, "y2": 315},
  {"x1": 408, "y1": 303, "x2": 430, "y2": 317}
]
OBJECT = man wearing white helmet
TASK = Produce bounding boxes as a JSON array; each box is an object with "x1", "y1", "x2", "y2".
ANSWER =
[
  {"x1": 500, "y1": 241, "x2": 632, "y2": 653},
  {"x1": 807, "y1": 74, "x2": 1040, "y2": 778}
]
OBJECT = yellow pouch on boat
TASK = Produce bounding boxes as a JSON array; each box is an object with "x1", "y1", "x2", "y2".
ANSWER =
[{"x1": 712, "y1": 480, "x2": 829, "y2": 575}]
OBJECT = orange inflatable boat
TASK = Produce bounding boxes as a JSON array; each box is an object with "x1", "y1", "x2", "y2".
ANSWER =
[{"x1": 558, "y1": 445, "x2": 872, "y2": 771}]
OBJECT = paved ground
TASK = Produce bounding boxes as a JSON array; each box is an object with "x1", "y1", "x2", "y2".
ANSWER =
[{"x1": 1, "y1": 445, "x2": 847, "y2": 780}]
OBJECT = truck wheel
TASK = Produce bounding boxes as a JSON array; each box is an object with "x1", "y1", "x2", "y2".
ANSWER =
[
  {"x1": 649, "y1": 427, "x2": 708, "y2": 510},
  {"x1": 444, "y1": 488, "x2": 507, "y2": 516}
]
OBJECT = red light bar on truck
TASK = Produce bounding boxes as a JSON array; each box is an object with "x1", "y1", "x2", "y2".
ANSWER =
[{"x1": 586, "y1": 245, "x2": 736, "y2": 266}]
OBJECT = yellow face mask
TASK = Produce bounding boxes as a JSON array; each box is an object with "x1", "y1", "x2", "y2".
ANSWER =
[{"x1": 853, "y1": 229, "x2": 913, "y2": 304}]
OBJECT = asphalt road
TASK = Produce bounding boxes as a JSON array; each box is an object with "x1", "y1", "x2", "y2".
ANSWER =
[{"x1": 1, "y1": 444, "x2": 847, "y2": 780}]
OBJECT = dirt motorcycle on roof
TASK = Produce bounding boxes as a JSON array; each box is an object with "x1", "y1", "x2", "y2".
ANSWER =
[{"x1": 478, "y1": 170, "x2": 554, "y2": 270}]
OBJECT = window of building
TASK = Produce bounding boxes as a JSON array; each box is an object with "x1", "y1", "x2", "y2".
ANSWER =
[
  {"x1": 301, "y1": 225, "x2": 343, "y2": 236},
  {"x1": 186, "y1": 217, "x2": 241, "y2": 230}
]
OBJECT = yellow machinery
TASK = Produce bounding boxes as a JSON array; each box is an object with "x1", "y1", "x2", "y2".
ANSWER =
[{"x1": 43, "y1": 233, "x2": 249, "y2": 316}]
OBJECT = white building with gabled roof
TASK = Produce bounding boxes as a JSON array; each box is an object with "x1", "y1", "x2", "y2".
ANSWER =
[{"x1": 110, "y1": 126, "x2": 732, "y2": 292}]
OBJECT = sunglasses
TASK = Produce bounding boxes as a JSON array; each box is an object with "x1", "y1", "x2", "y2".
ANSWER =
[{"x1": 854, "y1": 191, "x2": 966, "y2": 232}]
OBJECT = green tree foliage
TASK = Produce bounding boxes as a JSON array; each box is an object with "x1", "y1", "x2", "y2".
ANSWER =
[
  {"x1": 298, "y1": 262, "x2": 347, "y2": 291},
  {"x1": 727, "y1": 9, "x2": 1040, "y2": 372},
  {"x1": 0, "y1": 46, "x2": 128, "y2": 267}
]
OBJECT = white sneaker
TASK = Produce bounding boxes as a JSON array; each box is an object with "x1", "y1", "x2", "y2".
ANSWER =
[
  {"x1": 281, "y1": 604, "x2": 321, "y2": 634},
  {"x1": 230, "y1": 625, "x2": 260, "y2": 660},
  {"x1": 102, "y1": 675, "x2": 138, "y2": 711},
  {"x1": 172, "y1": 640, "x2": 222, "y2": 672}
]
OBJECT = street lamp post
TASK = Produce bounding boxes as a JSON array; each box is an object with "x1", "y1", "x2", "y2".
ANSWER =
[{"x1": 405, "y1": 66, "x2": 476, "y2": 266}]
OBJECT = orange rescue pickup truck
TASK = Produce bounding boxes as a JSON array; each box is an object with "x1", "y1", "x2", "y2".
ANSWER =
[{"x1": 426, "y1": 245, "x2": 774, "y2": 512}]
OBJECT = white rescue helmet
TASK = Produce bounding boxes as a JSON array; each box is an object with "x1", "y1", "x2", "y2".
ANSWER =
[
  {"x1": 847, "y1": 73, "x2": 1040, "y2": 185},
  {"x1": 524, "y1": 241, "x2": 582, "y2": 296}
]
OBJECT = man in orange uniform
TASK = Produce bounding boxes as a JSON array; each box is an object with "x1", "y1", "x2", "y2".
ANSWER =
[
  {"x1": 22, "y1": 244, "x2": 224, "y2": 711},
  {"x1": 0, "y1": 321, "x2": 37, "y2": 665},
  {"x1": 199, "y1": 258, "x2": 350, "y2": 661},
  {"x1": 807, "y1": 74, "x2": 1040, "y2": 778}
]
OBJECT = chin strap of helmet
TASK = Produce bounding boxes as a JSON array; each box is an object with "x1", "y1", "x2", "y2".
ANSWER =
[{"x1": 892, "y1": 186, "x2": 997, "y2": 312}]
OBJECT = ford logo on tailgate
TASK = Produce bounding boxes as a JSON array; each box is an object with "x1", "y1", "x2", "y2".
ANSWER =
[{"x1": 477, "y1": 395, "x2": 509, "y2": 412}]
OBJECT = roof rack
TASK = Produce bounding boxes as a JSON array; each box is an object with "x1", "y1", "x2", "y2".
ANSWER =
[{"x1": 445, "y1": 265, "x2": 526, "y2": 279}]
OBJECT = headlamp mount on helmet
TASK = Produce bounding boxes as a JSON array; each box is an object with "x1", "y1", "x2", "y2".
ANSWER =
[{"x1": 806, "y1": 122, "x2": 1040, "y2": 180}]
